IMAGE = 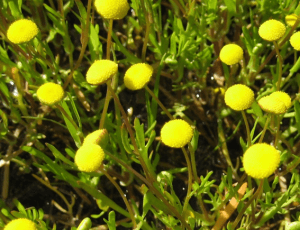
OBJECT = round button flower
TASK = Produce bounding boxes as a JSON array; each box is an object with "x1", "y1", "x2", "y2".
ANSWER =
[
  {"x1": 94, "y1": 0, "x2": 129, "y2": 20},
  {"x1": 258, "y1": 19, "x2": 286, "y2": 41},
  {"x1": 270, "y1": 91, "x2": 292, "y2": 109},
  {"x1": 4, "y1": 218, "x2": 37, "y2": 230},
  {"x1": 290, "y1": 31, "x2": 300, "y2": 51},
  {"x1": 7, "y1": 19, "x2": 39, "y2": 44},
  {"x1": 86, "y1": 60, "x2": 118, "y2": 85},
  {"x1": 219, "y1": 44, "x2": 243, "y2": 65},
  {"x1": 258, "y1": 95, "x2": 287, "y2": 114},
  {"x1": 285, "y1": 14, "x2": 298, "y2": 27},
  {"x1": 75, "y1": 144, "x2": 105, "y2": 172},
  {"x1": 161, "y1": 119, "x2": 193, "y2": 148},
  {"x1": 124, "y1": 63, "x2": 153, "y2": 90},
  {"x1": 83, "y1": 129, "x2": 109, "y2": 147},
  {"x1": 243, "y1": 143, "x2": 280, "y2": 179},
  {"x1": 224, "y1": 84, "x2": 254, "y2": 111},
  {"x1": 37, "y1": 82, "x2": 64, "y2": 105}
]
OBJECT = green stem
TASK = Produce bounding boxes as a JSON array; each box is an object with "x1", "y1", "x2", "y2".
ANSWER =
[
  {"x1": 273, "y1": 41, "x2": 283, "y2": 91},
  {"x1": 241, "y1": 110, "x2": 251, "y2": 146},
  {"x1": 101, "y1": 169, "x2": 137, "y2": 228},
  {"x1": 231, "y1": 179, "x2": 264, "y2": 229},
  {"x1": 218, "y1": 118, "x2": 238, "y2": 179},
  {"x1": 274, "y1": 115, "x2": 281, "y2": 147},
  {"x1": 188, "y1": 142, "x2": 198, "y2": 182},
  {"x1": 55, "y1": 104, "x2": 79, "y2": 131},
  {"x1": 140, "y1": 0, "x2": 150, "y2": 62},
  {"x1": 145, "y1": 85, "x2": 173, "y2": 120},
  {"x1": 106, "y1": 83, "x2": 156, "y2": 182},
  {"x1": 259, "y1": 115, "x2": 271, "y2": 143},
  {"x1": 181, "y1": 147, "x2": 193, "y2": 217},
  {"x1": 106, "y1": 19, "x2": 113, "y2": 60},
  {"x1": 104, "y1": 149, "x2": 192, "y2": 230},
  {"x1": 99, "y1": 80, "x2": 112, "y2": 129},
  {"x1": 63, "y1": 0, "x2": 92, "y2": 89}
]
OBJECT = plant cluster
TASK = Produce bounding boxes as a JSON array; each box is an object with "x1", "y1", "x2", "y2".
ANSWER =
[{"x1": 1, "y1": 0, "x2": 300, "y2": 230}]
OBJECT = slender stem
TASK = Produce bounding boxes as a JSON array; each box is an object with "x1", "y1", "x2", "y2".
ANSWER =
[
  {"x1": 104, "y1": 150, "x2": 192, "y2": 230},
  {"x1": 55, "y1": 104, "x2": 79, "y2": 131},
  {"x1": 63, "y1": 0, "x2": 92, "y2": 89},
  {"x1": 101, "y1": 169, "x2": 137, "y2": 228},
  {"x1": 107, "y1": 83, "x2": 155, "y2": 182},
  {"x1": 241, "y1": 110, "x2": 251, "y2": 146},
  {"x1": 99, "y1": 80, "x2": 112, "y2": 129},
  {"x1": 252, "y1": 16, "x2": 300, "y2": 79},
  {"x1": 181, "y1": 147, "x2": 193, "y2": 217},
  {"x1": 145, "y1": 85, "x2": 173, "y2": 120},
  {"x1": 231, "y1": 179, "x2": 264, "y2": 229},
  {"x1": 273, "y1": 41, "x2": 283, "y2": 91},
  {"x1": 259, "y1": 115, "x2": 271, "y2": 143},
  {"x1": 140, "y1": 0, "x2": 150, "y2": 62},
  {"x1": 106, "y1": 19, "x2": 113, "y2": 60},
  {"x1": 274, "y1": 115, "x2": 281, "y2": 147},
  {"x1": 218, "y1": 119, "x2": 238, "y2": 179},
  {"x1": 188, "y1": 142, "x2": 198, "y2": 182}
]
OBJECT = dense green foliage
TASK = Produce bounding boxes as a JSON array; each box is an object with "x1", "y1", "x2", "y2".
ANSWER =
[{"x1": 1, "y1": 0, "x2": 300, "y2": 229}]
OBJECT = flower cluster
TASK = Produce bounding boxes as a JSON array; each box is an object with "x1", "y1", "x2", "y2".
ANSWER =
[
  {"x1": 224, "y1": 84, "x2": 254, "y2": 111},
  {"x1": 83, "y1": 129, "x2": 109, "y2": 147},
  {"x1": 219, "y1": 44, "x2": 243, "y2": 65},
  {"x1": 160, "y1": 119, "x2": 193, "y2": 148},
  {"x1": 124, "y1": 63, "x2": 153, "y2": 90},
  {"x1": 7, "y1": 19, "x2": 39, "y2": 44},
  {"x1": 243, "y1": 143, "x2": 280, "y2": 179},
  {"x1": 258, "y1": 19, "x2": 286, "y2": 41},
  {"x1": 74, "y1": 129, "x2": 109, "y2": 172},
  {"x1": 86, "y1": 60, "x2": 118, "y2": 85},
  {"x1": 290, "y1": 32, "x2": 300, "y2": 51},
  {"x1": 4, "y1": 218, "x2": 36, "y2": 230},
  {"x1": 37, "y1": 82, "x2": 64, "y2": 105},
  {"x1": 258, "y1": 91, "x2": 291, "y2": 114},
  {"x1": 94, "y1": 0, "x2": 129, "y2": 20},
  {"x1": 75, "y1": 144, "x2": 105, "y2": 172}
]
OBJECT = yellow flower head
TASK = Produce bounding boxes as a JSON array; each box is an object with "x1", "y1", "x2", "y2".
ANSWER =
[
  {"x1": 94, "y1": 0, "x2": 129, "y2": 20},
  {"x1": 161, "y1": 119, "x2": 193, "y2": 148},
  {"x1": 290, "y1": 31, "x2": 300, "y2": 51},
  {"x1": 4, "y1": 218, "x2": 37, "y2": 230},
  {"x1": 270, "y1": 91, "x2": 292, "y2": 109},
  {"x1": 86, "y1": 60, "x2": 118, "y2": 85},
  {"x1": 7, "y1": 19, "x2": 39, "y2": 44},
  {"x1": 219, "y1": 44, "x2": 243, "y2": 65},
  {"x1": 124, "y1": 63, "x2": 153, "y2": 90},
  {"x1": 258, "y1": 95, "x2": 287, "y2": 114},
  {"x1": 83, "y1": 129, "x2": 109, "y2": 147},
  {"x1": 285, "y1": 14, "x2": 299, "y2": 27},
  {"x1": 37, "y1": 82, "x2": 64, "y2": 105},
  {"x1": 224, "y1": 84, "x2": 254, "y2": 111},
  {"x1": 243, "y1": 143, "x2": 280, "y2": 179},
  {"x1": 258, "y1": 19, "x2": 286, "y2": 41},
  {"x1": 75, "y1": 144, "x2": 105, "y2": 172}
]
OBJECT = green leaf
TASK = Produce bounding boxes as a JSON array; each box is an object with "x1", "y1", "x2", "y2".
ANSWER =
[
  {"x1": 46, "y1": 143, "x2": 75, "y2": 166},
  {"x1": 13, "y1": 199, "x2": 27, "y2": 216},
  {"x1": 104, "y1": 211, "x2": 116, "y2": 230},
  {"x1": 224, "y1": 0, "x2": 236, "y2": 14},
  {"x1": 77, "y1": 217, "x2": 92, "y2": 230},
  {"x1": 121, "y1": 125, "x2": 134, "y2": 154},
  {"x1": 290, "y1": 56, "x2": 300, "y2": 73},
  {"x1": 22, "y1": 146, "x2": 79, "y2": 187},
  {"x1": 78, "y1": 181, "x2": 130, "y2": 218},
  {"x1": 8, "y1": 0, "x2": 22, "y2": 18},
  {"x1": 60, "y1": 101, "x2": 82, "y2": 147},
  {"x1": 294, "y1": 101, "x2": 300, "y2": 134}
]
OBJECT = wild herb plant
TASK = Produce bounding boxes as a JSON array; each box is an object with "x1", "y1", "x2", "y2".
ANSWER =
[{"x1": 1, "y1": 0, "x2": 300, "y2": 229}]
